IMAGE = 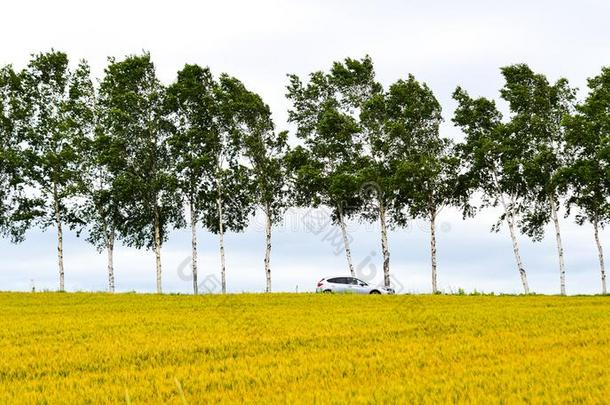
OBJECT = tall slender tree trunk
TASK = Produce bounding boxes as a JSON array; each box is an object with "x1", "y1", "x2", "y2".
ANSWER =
[
  {"x1": 189, "y1": 200, "x2": 198, "y2": 295},
  {"x1": 549, "y1": 196, "x2": 566, "y2": 295},
  {"x1": 106, "y1": 229, "x2": 115, "y2": 293},
  {"x1": 430, "y1": 205, "x2": 438, "y2": 294},
  {"x1": 338, "y1": 207, "x2": 356, "y2": 277},
  {"x1": 379, "y1": 199, "x2": 391, "y2": 287},
  {"x1": 593, "y1": 219, "x2": 607, "y2": 295},
  {"x1": 506, "y1": 210, "x2": 529, "y2": 294},
  {"x1": 499, "y1": 194, "x2": 530, "y2": 294},
  {"x1": 264, "y1": 204, "x2": 272, "y2": 293},
  {"x1": 153, "y1": 206, "x2": 162, "y2": 294},
  {"x1": 53, "y1": 182, "x2": 65, "y2": 292},
  {"x1": 216, "y1": 177, "x2": 227, "y2": 294}
]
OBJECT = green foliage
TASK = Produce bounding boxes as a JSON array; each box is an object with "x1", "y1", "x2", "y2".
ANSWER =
[
  {"x1": 167, "y1": 65, "x2": 258, "y2": 237},
  {"x1": 561, "y1": 67, "x2": 610, "y2": 229},
  {"x1": 499, "y1": 64, "x2": 575, "y2": 241},
  {"x1": 237, "y1": 85, "x2": 288, "y2": 224},
  {"x1": 361, "y1": 75, "x2": 462, "y2": 224},
  {"x1": 452, "y1": 86, "x2": 525, "y2": 231},
  {"x1": 98, "y1": 53, "x2": 182, "y2": 250},
  {"x1": 200, "y1": 74, "x2": 259, "y2": 234},
  {"x1": 286, "y1": 56, "x2": 377, "y2": 223},
  {"x1": 0, "y1": 65, "x2": 38, "y2": 242},
  {"x1": 166, "y1": 64, "x2": 219, "y2": 227},
  {"x1": 70, "y1": 65, "x2": 124, "y2": 253},
  {"x1": 20, "y1": 50, "x2": 90, "y2": 232}
]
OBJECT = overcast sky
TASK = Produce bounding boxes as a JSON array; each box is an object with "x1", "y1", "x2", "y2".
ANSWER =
[{"x1": 2, "y1": 0, "x2": 610, "y2": 294}]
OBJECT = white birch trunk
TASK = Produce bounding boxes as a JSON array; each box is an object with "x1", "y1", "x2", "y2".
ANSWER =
[
  {"x1": 190, "y1": 200, "x2": 198, "y2": 295},
  {"x1": 216, "y1": 183, "x2": 227, "y2": 294},
  {"x1": 593, "y1": 219, "x2": 607, "y2": 295},
  {"x1": 549, "y1": 196, "x2": 566, "y2": 295},
  {"x1": 53, "y1": 183, "x2": 65, "y2": 292},
  {"x1": 491, "y1": 169, "x2": 530, "y2": 294},
  {"x1": 499, "y1": 195, "x2": 530, "y2": 294},
  {"x1": 106, "y1": 230, "x2": 115, "y2": 293},
  {"x1": 153, "y1": 206, "x2": 162, "y2": 294},
  {"x1": 264, "y1": 205, "x2": 272, "y2": 293},
  {"x1": 379, "y1": 199, "x2": 391, "y2": 287},
  {"x1": 338, "y1": 208, "x2": 356, "y2": 277},
  {"x1": 506, "y1": 211, "x2": 529, "y2": 294},
  {"x1": 430, "y1": 206, "x2": 438, "y2": 294}
]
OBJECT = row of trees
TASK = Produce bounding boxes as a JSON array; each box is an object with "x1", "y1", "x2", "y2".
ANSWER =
[
  {"x1": 453, "y1": 65, "x2": 610, "y2": 295},
  {"x1": 1, "y1": 52, "x2": 609, "y2": 294},
  {"x1": 0, "y1": 51, "x2": 286, "y2": 294}
]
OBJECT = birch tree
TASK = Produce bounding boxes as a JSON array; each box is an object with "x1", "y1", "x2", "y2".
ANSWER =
[
  {"x1": 360, "y1": 75, "x2": 454, "y2": 292},
  {"x1": 75, "y1": 133, "x2": 125, "y2": 293},
  {"x1": 354, "y1": 155, "x2": 395, "y2": 288},
  {"x1": 285, "y1": 140, "x2": 363, "y2": 278},
  {"x1": 562, "y1": 67, "x2": 610, "y2": 295},
  {"x1": 238, "y1": 87, "x2": 288, "y2": 293},
  {"x1": 21, "y1": 51, "x2": 92, "y2": 291},
  {"x1": 99, "y1": 53, "x2": 182, "y2": 294},
  {"x1": 500, "y1": 64, "x2": 575, "y2": 295},
  {"x1": 198, "y1": 75, "x2": 254, "y2": 294},
  {"x1": 72, "y1": 70, "x2": 125, "y2": 293},
  {"x1": 286, "y1": 56, "x2": 378, "y2": 277},
  {"x1": 166, "y1": 64, "x2": 218, "y2": 294},
  {"x1": 168, "y1": 70, "x2": 253, "y2": 294},
  {"x1": 394, "y1": 138, "x2": 462, "y2": 294},
  {"x1": 453, "y1": 87, "x2": 531, "y2": 294}
]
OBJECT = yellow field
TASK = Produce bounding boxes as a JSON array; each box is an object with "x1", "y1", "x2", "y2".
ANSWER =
[{"x1": 0, "y1": 293, "x2": 609, "y2": 404}]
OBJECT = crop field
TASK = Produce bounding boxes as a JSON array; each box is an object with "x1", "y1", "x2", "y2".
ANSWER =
[{"x1": 1, "y1": 293, "x2": 609, "y2": 404}]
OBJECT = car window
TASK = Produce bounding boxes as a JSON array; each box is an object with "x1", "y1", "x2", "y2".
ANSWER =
[
  {"x1": 327, "y1": 277, "x2": 341, "y2": 284},
  {"x1": 356, "y1": 279, "x2": 367, "y2": 286},
  {"x1": 348, "y1": 277, "x2": 359, "y2": 285}
]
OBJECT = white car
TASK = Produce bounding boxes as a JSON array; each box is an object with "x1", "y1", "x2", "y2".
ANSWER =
[{"x1": 316, "y1": 276, "x2": 395, "y2": 294}]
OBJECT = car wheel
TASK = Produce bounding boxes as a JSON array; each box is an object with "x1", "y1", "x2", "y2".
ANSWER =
[
  {"x1": 323, "y1": 289, "x2": 333, "y2": 294},
  {"x1": 370, "y1": 290, "x2": 381, "y2": 294}
]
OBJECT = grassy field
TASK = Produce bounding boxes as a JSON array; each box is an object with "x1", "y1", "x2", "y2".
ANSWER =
[{"x1": 1, "y1": 293, "x2": 609, "y2": 404}]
